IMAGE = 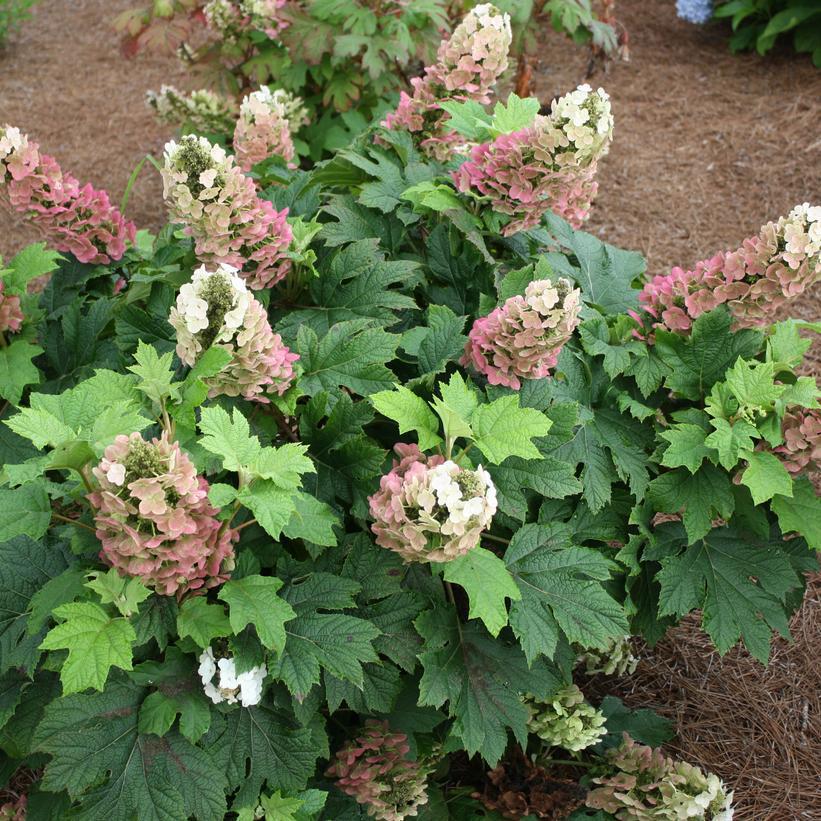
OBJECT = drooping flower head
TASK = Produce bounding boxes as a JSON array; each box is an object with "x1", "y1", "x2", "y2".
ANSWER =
[
  {"x1": 146, "y1": 85, "x2": 238, "y2": 134},
  {"x1": 233, "y1": 86, "x2": 308, "y2": 171},
  {"x1": 524, "y1": 685, "x2": 607, "y2": 752},
  {"x1": 454, "y1": 85, "x2": 613, "y2": 233},
  {"x1": 0, "y1": 125, "x2": 136, "y2": 264},
  {"x1": 676, "y1": 0, "x2": 713, "y2": 24},
  {"x1": 587, "y1": 733, "x2": 734, "y2": 820},
  {"x1": 636, "y1": 204, "x2": 821, "y2": 336},
  {"x1": 0, "y1": 280, "x2": 24, "y2": 334},
  {"x1": 161, "y1": 135, "x2": 293, "y2": 289},
  {"x1": 381, "y1": 5, "x2": 511, "y2": 160},
  {"x1": 327, "y1": 721, "x2": 429, "y2": 821},
  {"x1": 369, "y1": 444, "x2": 497, "y2": 563},
  {"x1": 198, "y1": 645, "x2": 266, "y2": 707},
  {"x1": 577, "y1": 635, "x2": 638, "y2": 677},
  {"x1": 169, "y1": 263, "x2": 298, "y2": 401},
  {"x1": 88, "y1": 432, "x2": 236, "y2": 597},
  {"x1": 463, "y1": 278, "x2": 582, "y2": 390},
  {"x1": 774, "y1": 408, "x2": 821, "y2": 476}
]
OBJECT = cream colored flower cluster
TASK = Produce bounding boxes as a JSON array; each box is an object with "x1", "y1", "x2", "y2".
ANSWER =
[
  {"x1": 146, "y1": 85, "x2": 238, "y2": 134},
  {"x1": 524, "y1": 685, "x2": 607, "y2": 752},
  {"x1": 233, "y1": 86, "x2": 308, "y2": 171},
  {"x1": 198, "y1": 646, "x2": 267, "y2": 707},
  {"x1": 161, "y1": 135, "x2": 293, "y2": 289},
  {"x1": 169, "y1": 263, "x2": 298, "y2": 402}
]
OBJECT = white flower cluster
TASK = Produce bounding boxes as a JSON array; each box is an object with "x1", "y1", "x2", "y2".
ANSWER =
[
  {"x1": 422, "y1": 462, "x2": 497, "y2": 538},
  {"x1": 542, "y1": 84, "x2": 613, "y2": 167},
  {"x1": 0, "y1": 125, "x2": 26, "y2": 160},
  {"x1": 198, "y1": 647, "x2": 267, "y2": 707},
  {"x1": 781, "y1": 202, "x2": 821, "y2": 261},
  {"x1": 469, "y1": 3, "x2": 512, "y2": 37},
  {"x1": 162, "y1": 136, "x2": 232, "y2": 211},
  {"x1": 203, "y1": 0, "x2": 240, "y2": 33},
  {"x1": 147, "y1": 86, "x2": 236, "y2": 134},
  {"x1": 239, "y1": 86, "x2": 309, "y2": 134},
  {"x1": 174, "y1": 263, "x2": 250, "y2": 342}
]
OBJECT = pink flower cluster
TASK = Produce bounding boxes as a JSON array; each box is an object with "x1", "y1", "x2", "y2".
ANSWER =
[
  {"x1": 169, "y1": 264, "x2": 298, "y2": 402},
  {"x1": 368, "y1": 443, "x2": 497, "y2": 563},
  {"x1": 453, "y1": 85, "x2": 613, "y2": 235},
  {"x1": 88, "y1": 432, "x2": 236, "y2": 598},
  {"x1": 382, "y1": 4, "x2": 512, "y2": 160},
  {"x1": 0, "y1": 126, "x2": 136, "y2": 264},
  {"x1": 636, "y1": 204, "x2": 821, "y2": 335},
  {"x1": 0, "y1": 281, "x2": 24, "y2": 334},
  {"x1": 326, "y1": 721, "x2": 429, "y2": 821},
  {"x1": 463, "y1": 278, "x2": 582, "y2": 389},
  {"x1": 774, "y1": 409, "x2": 821, "y2": 476},
  {"x1": 162, "y1": 135, "x2": 292, "y2": 290},
  {"x1": 203, "y1": 0, "x2": 288, "y2": 39},
  {"x1": 233, "y1": 86, "x2": 308, "y2": 172}
]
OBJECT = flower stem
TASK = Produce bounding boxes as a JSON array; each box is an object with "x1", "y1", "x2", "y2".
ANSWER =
[{"x1": 52, "y1": 513, "x2": 95, "y2": 533}]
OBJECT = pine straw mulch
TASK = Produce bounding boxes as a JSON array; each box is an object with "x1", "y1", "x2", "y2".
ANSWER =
[{"x1": 0, "y1": 1, "x2": 820, "y2": 818}]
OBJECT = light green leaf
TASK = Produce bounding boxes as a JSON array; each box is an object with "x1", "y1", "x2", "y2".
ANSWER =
[
  {"x1": 490, "y1": 93, "x2": 541, "y2": 135},
  {"x1": 239, "y1": 480, "x2": 296, "y2": 540},
  {"x1": 138, "y1": 689, "x2": 179, "y2": 737},
  {"x1": 127, "y1": 340, "x2": 182, "y2": 405},
  {"x1": 771, "y1": 477, "x2": 821, "y2": 550},
  {"x1": 740, "y1": 450, "x2": 793, "y2": 505},
  {"x1": 0, "y1": 482, "x2": 51, "y2": 541},
  {"x1": 3, "y1": 243, "x2": 62, "y2": 292},
  {"x1": 660, "y1": 424, "x2": 712, "y2": 473},
  {"x1": 0, "y1": 340, "x2": 42, "y2": 405},
  {"x1": 725, "y1": 357, "x2": 784, "y2": 412},
  {"x1": 198, "y1": 406, "x2": 262, "y2": 472},
  {"x1": 40, "y1": 602, "x2": 135, "y2": 693},
  {"x1": 444, "y1": 547, "x2": 521, "y2": 637},
  {"x1": 252, "y1": 443, "x2": 315, "y2": 488},
  {"x1": 85, "y1": 569, "x2": 151, "y2": 617},
  {"x1": 282, "y1": 493, "x2": 339, "y2": 547},
  {"x1": 472, "y1": 396, "x2": 552, "y2": 464},
  {"x1": 371, "y1": 386, "x2": 442, "y2": 451},
  {"x1": 704, "y1": 418, "x2": 758, "y2": 470},
  {"x1": 219, "y1": 575, "x2": 296, "y2": 653},
  {"x1": 177, "y1": 597, "x2": 231, "y2": 648}
]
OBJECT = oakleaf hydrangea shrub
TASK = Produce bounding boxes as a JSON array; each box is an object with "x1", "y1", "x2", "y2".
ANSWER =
[{"x1": 0, "y1": 20, "x2": 817, "y2": 819}]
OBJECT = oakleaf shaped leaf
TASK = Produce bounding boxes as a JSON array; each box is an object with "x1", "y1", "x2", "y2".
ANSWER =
[
  {"x1": 472, "y1": 396, "x2": 552, "y2": 463},
  {"x1": 219, "y1": 575, "x2": 296, "y2": 653}
]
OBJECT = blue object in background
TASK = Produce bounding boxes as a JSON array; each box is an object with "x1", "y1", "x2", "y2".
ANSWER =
[{"x1": 676, "y1": 0, "x2": 713, "y2": 24}]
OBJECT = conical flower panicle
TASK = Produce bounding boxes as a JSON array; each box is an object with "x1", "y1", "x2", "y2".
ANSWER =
[
  {"x1": 524, "y1": 685, "x2": 607, "y2": 752},
  {"x1": 170, "y1": 263, "x2": 298, "y2": 402},
  {"x1": 233, "y1": 86, "x2": 308, "y2": 171},
  {"x1": 636, "y1": 204, "x2": 820, "y2": 336},
  {"x1": 0, "y1": 281, "x2": 24, "y2": 334},
  {"x1": 774, "y1": 409, "x2": 821, "y2": 476},
  {"x1": 368, "y1": 444, "x2": 497, "y2": 563},
  {"x1": 0, "y1": 125, "x2": 135, "y2": 265},
  {"x1": 577, "y1": 635, "x2": 638, "y2": 677},
  {"x1": 327, "y1": 721, "x2": 429, "y2": 821},
  {"x1": 463, "y1": 278, "x2": 582, "y2": 390},
  {"x1": 453, "y1": 85, "x2": 613, "y2": 234},
  {"x1": 586, "y1": 733, "x2": 734, "y2": 820},
  {"x1": 204, "y1": 0, "x2": 287, "y2": 38},
  {"x1": 146, "y1": 85, "x2": 238, "y2": 134},
  {"x1": 88, "y1": 432, "x2": 236, "y2": 598},
  {"x1": 381, "y1": 5, "x2": 511, "y2": 160},
  {"x1": 161, "y1": 135, "x2": 292, "y2": 290},
  {"x1": 198, "y1": 646, "x2": 266, "y2": 707}
]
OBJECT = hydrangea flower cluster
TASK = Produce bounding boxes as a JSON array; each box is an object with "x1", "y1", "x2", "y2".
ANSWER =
[
  {"x1": 0, "y1": 280, "x2": 24, "y2": 335},
  {"x1": 774, "y1": 409, "x2": 821, "y2": 476},
  {"x1": 636, "y1": 204, "x2": 821, "y2": 335},
  {"x1": 198, "y1": 646, "x2": 266, "y2": 707},
  {"x1": 368, "y1": 444, "x2": 497, "y2": 563},
  {"x1": 382, "y1": 4, "x2": 512, "y2": 160},
  {"x1": 326, "y1": 721, "x2": 429, "y2": 821},
  {"x1": 676, "y1": 0, "x2": 713, "y2": 24},
  {"x1": 169, "y1": 263, "x2": 298, "y2": 401},
  {"x1": 524, "y1": 685, "x2": 607, "y2": 752},
  {"x1": 454, "y1": 85, "x2": 613, "y2": 234},
  {"x1": 577, "y1": 635, "x2": 639, "y2": 677},
  {"x1": 146, "y1": 85, "x2": 238, "y2": 134},
  {"x1": 233, "y1": 86, "x2": 308, "y2": 171},
  {"x1": 462, "y1": 278, "x2": 582, "y2": 390},
  {"x1": 161, "y1": 135, "x2": 293, "y2": 289},
  {"x1": 203, "y1": 0, "x2": 288, "y2": 39},
  {"x1": 88, "y1": 432, "x2": 236, "y2": 598},
  {"x1": 586, "y1": 733, "x2": 734, "y2": 820},
  {"x1": 0, "y1": 126, "x2": 136, "y2": 265}
]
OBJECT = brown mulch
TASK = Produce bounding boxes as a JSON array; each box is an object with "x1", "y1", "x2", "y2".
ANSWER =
[{"x1": 0, "y1": 1, "x2": 820, "y2": 818}]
